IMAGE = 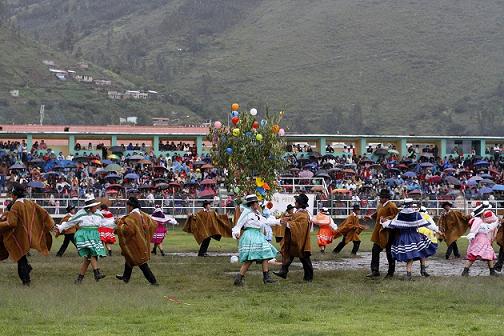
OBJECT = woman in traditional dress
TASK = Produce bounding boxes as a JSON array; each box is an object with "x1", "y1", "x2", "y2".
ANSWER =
[
  {"x1": 381, "y1": 199, "x2": 437, "y2": 279},
  {"x1": 151, "y1": 206, "x2": 177, "y2": 256},
  {"x1": 417, "y1": 206, "x2": 440, "y2": 277},
  {"x1": 462, "y1": 203, "x2": 501, "y2": 277},
  {"x1": 56, "y1": 195, "x2": 107, "y2": 284},
  {"x1": 232, "y1": 194, "x2": 280, "y2": 286},
  {"x1": 98, "y1": 203, "x2": 116, "y2": 256},
  {"x1": 312, "y1": 207, "x2": 338, "y2": 253}
]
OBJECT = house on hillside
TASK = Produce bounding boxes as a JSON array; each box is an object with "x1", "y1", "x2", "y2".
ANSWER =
[
  {"x1": 124, "y1": 90, "x2": 148, "y2": 99},
  {"x1": 55, "y1": 73, "x2": 67, "y2": 80},
  {"x1": 67, "y1": 70, "x2": 76, "y2": 77},
  {"x1": 77, "y1": 62, "x2": 89, "y2": 69},
  {"x1": 108, "y1": 91, "x2": 123, "y2": 100},
  {"x1": 95, "y1": 79, "x2": 112, "y2": 86},
  {"x1": 42, "y1": 60, "x2": 55, "y2": 66},
  {"x1": 9, "y1": 90, "x2": 19, "y2": 97},
  {"x1": 49, "y1": 69, "x2": 68, "y2": 80},
  {"x1": 75, "y1": 75, "x2": 93, "y2": 83}
]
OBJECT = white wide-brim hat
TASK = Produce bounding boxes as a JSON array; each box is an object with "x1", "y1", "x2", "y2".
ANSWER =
[{"x1": 83, "y1": 195, "x2": 101, "y2": 208}]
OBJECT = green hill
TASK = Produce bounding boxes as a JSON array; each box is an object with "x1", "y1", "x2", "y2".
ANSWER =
[
  {"x1": 0, "y1": 25, "x2": 201, "y2": 125},
  {"x1": 5, "y1": 0, "x2": 504, "y2": 134}
]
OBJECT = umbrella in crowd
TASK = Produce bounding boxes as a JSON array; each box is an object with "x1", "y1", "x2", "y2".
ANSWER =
[
  {"x1": 403, "y1": 171, "x2": 417, "y2": 178},
  {"x1": 9, "y1": 162, "x2": 26, "y2": 170},
  {"x1": 124, "y1": 173, "x2": 140, "y2": 180},
  {"x1": 492, "y1": 185, "x2": 504, "y2": 192},
  {"x1": 445, "y1": 176, "x2": 461, "y2": 185},
  {"x1": 28, "y1": 181, "x2": 45, "y2": 189},
  {"x1": 105, "y1": 164, "x2": 122, "y2": 172},
  {"x1": 480, "y1": 187, "x2": 494, "y2": 194}
]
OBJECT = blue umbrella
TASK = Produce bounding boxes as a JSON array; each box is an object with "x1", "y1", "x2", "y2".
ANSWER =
[
  {"x1": 124, "y1": 173, "x2": 140, "y2": 180},
  {"x1": 9, "y1": 162, "x2": 26, "y2": 170},
  {"x1": 466, "y1": 180, "x2": 478, "y2": 187},
  {"x1": 403, "y1": 171, "x2": 417, "y2": 178},
  {"x1": 384, "y1": 178, "x2": 398, "y2": 186},
  {"x1": 105, "y1": 173, "x2": 121, "y2": 180},
  {"x1": 28, "y1": 181, "x2": 45, "y2": 189},
  {"x1": 475, "y1": 160, "x2": 489, "y2": 166},
  {"x1": 419, "y1": 162, "x2": 434, "y2": 168},
  {"x1": 480, "y1": 187, "x2": 493, "y2": 194},
  {"x1": 468, "y1": 176, "x2": 483, "y2": 182},
  {"x1": 480, "y1": 173, "x2": 493, "y2": 179},
  {"x1": 492, "y1": 184, "x2": 504, "y2": 192},
  {"x1": 480, "y1": 179, "x2": 495, "y2": 186},
  {"x1": 102, "y1": 159, "x2": 113, "y2": 165},
  {"x1": 55, "y1": 160, "x2": 76, "y2": 168}
]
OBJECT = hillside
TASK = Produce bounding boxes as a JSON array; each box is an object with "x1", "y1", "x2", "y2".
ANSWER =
[
  {"x1": 0, "y1": 25, "x2": 201, "y2": 125},
  {"x1": 5, "y1": 0, "x2": 504, "y2": 135}
]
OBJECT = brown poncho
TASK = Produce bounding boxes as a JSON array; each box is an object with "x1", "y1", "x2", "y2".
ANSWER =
[
  {"x1": 437, "y1": 210, "x2": 471, "y2": 246},
  {"x1": 370, "y1": 201, "x2": 399, "y2": 249},
  {"x1": 116, "y1": 210, "x2": 156, "y2": 266},
  {"x1": 281, "y1": 209, "x2": 312, "y2": 258},
  {"x1": 183, "y1": 210, "x2": 232, "y2": 245},
  {"x1": 495, "y1": 223, "x2": 504, "y2": 248},
  {"x1": 334, "y1": 213, "x2": 366, "y2": 243},
  {"x1": 0, "y1": 199, "x2": 54, "y2": 262}
]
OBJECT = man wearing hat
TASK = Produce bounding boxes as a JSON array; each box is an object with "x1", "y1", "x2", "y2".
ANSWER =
[
  {"x1": 183, "y1": 200, "x2": 232, "y2": 257},
  {"x1": 272, "y1": 204, "x2": 295, "y2": 243},
  {"x1": 0, "y1": 184, "x2": 54, "y2": 285},
  {"x1": 56, "y1": 194, "x2": 107, "y2": 284},
  {"x1": 333, "y1": 204, "x2": 366, "y2": 256},
  {"x1": 274, "y1": 193, "x2": 314, "y2": 282},
  {"x1": 55, "y1": 204, "x2": 78, "y2": 257},
  {"x1": 437, "y1": 201, "x2": 470, "y2": 259},
  {"x1": 365, "y1": 188, "x2": 399, "y2": 278},
  {"x1": 115, "y1": 197, "x2": 159, "y2": 285}
]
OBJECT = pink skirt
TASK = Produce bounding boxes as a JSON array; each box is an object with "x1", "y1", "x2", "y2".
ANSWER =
[
  {"x1": 466, "y1": 233, "x2": 496, "y2": 261},
  {"x1": 151, "y1": 224, "x2": 167, "y2": 244},
  {"x1": 98, "y1": 227, "x2": 116, "y2": 244}
]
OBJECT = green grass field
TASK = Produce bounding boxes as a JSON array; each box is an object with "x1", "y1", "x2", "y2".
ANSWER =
[{"x1": 1, "y1": 229, "x2": 503, "y2": 336}]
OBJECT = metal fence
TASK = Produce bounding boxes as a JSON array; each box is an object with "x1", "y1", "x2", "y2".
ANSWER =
[{"x1": 2, "y1": 196, "x2": 504, "y2": 220}]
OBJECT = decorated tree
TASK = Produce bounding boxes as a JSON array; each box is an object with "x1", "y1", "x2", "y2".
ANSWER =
[{"x1": 208, "y1": 103, "x2": 287, "y2": 201}]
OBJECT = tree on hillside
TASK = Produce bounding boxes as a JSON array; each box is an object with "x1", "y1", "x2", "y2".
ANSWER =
[
  {"x1": 58, "y1": 21, "x2": 77, "y2": 52},
  {"x1": 0, "y1": 0, "x2": 8, "y2": 24}
]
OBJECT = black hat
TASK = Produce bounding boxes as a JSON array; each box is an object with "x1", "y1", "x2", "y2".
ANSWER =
[
  {"x1": 294, "y1": 193, "x2": 309, "y2": 208},
  {"x1": 471, "y1": 201, "x2": 491, "y2": 217},
  {"x1": 127, "y1": 196, "x2": 141, "y2": 209},
  {"x1": 202, "y1": 200, "x2": 212, "y2": 207},
  {"x1": 66, "y1": 205, "x2": 76, "y2": 213},
  {"x1": 441, "y1": 201, "x2": 453, "y2": 208},
  {"x1": 353, "y1": 204, "x2": 360, "y2": 210},
  {"x1": 286, "y1": 204, "x2": 294, "y2": 211},
  {"x1": 378, "y1": 188, "x2": 392, "y2": 198},
  {"x1": 10, "y1": 183, "x2": 26, "y2": 198}
]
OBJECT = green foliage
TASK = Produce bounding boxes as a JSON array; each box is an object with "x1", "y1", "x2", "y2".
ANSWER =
[{"x1": 208, "y1": 106, "x2": 287, "y2": 199}]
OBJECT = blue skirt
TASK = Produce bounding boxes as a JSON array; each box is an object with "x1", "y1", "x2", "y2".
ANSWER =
[
  {"x1": 238, "y1": 228, "x2": 278, "y2": 263},
  {"x1": 391, "y1": 228, "x2": 437, "y2": 262}
]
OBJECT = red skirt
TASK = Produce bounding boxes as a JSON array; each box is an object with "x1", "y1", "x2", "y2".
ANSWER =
[
  {"x1": 98, "y1": 227, "x2": 116, "y2": 244},
  {"x1": 317, "y1": 226, "x2": 334, "y2": 247}
]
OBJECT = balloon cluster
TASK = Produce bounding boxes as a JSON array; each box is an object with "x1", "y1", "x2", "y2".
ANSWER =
[{"x1": 208, "y1": 103, "x2": 288, "y2": 201}]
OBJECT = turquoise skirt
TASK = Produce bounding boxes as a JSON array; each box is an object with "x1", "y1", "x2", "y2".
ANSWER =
[
  {"x1": 238, "y1": 228, "x2": 278, "y2": 263},
  {"x1": 75, "y1": 227, "x2": 107, "y2": 258}
]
